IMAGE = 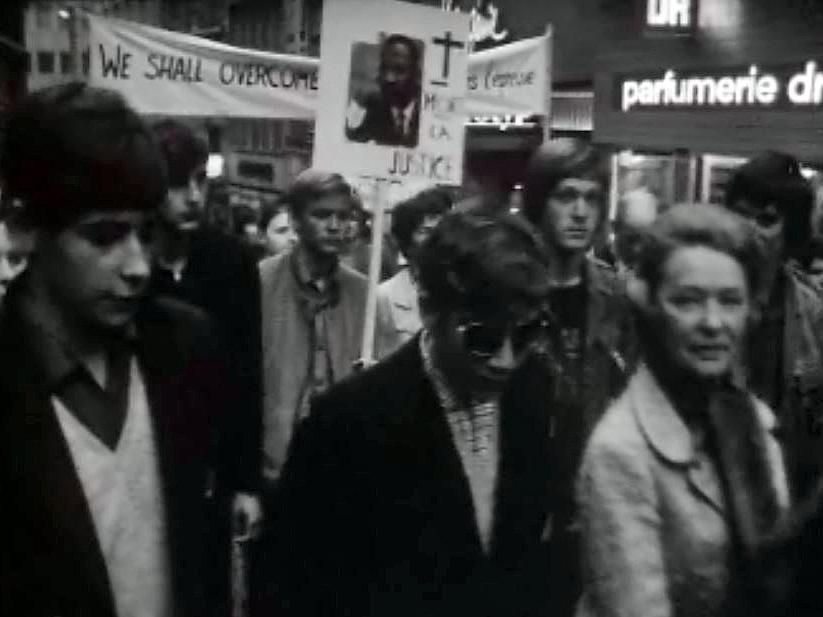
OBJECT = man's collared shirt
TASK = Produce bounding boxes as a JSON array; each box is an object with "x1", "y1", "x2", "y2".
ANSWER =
[
  {"x1": 420, "y1": 330, "x2": 500, "y2": 553},
  {"x1": 391, "y1": 99, "x2": 417, "y2": 138},
  {"x1": 292, "y1": 251, "x2": 339, "y2": 419}
]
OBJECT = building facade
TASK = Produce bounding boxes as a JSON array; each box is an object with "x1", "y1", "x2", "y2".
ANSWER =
[{"x1": 25, "y1": 0, "x2": 165, "y2": 91}]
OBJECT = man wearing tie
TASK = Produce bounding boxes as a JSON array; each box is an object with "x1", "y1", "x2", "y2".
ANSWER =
[{"x1": 346, "y1": 33, "x2": 422, "y2": 148}]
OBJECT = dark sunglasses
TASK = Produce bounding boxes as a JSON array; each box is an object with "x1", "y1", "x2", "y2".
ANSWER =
[
  {"x1": 456, "y1": 314, "x2": 553, "y2": 359},
  {"x1": 729, "y1": 201, "x2": 783, "y2": 228}
]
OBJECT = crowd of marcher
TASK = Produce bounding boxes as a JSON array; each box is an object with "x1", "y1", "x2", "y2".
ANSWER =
[{"x1": 5, "y1": 81, "x2": 823, "y2": 617}]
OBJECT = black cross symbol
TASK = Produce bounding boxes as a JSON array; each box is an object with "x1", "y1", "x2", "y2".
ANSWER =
[{"x1": 432, "y1": 30, "x2": 465, "y2": 84}]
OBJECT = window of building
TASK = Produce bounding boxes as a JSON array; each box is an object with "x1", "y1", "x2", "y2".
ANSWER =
[
  {"x1": 60, "y1": 52, "x2": 73, "y2": 75},
  {"x1": 37, "y1": 51, "x2": 55, "y2": 75},
  {"x1": 36, "y1": 5, "x2": 53, "y2": 29}
]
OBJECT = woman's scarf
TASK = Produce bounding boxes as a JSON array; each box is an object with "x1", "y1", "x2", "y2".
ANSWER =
[{"x1": 706, "y1": 382, "x2": 793, "y2": 617}]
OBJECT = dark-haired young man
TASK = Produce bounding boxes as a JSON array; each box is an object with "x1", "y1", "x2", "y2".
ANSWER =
[
  {"x1": 346, "y1": 33, "x2": 422, "y2": 148},
  {"x1": 259, "y1": 169, "x2": 379, "y2": 487},
  {"x1": 149, "y1": 120, "x2": 263, "y2": 615},
  {"x1": 723, "y1": 151, "x2": 823, "y2": 500},
  {"x1": 273, "y1": 208, "x2": 558, "y2": 617},
  {"x1": 522, "y1": 138, "x2": 636, "y2": 617},
  {"x1": 0, "y1": 83, "x2": 222, "y2": 617}
]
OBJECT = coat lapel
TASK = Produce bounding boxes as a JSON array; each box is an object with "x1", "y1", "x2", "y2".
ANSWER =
[
  {"x1": 1, "y1": 304, "x2": 116, "y2": 614},
  {"x1": 134, "y1": 302, "x2": 198, "y2": 615},
  {"x1": 688, "y1": 448, "x2": 726, "y2": 514},
  {"x1": 630, "y1": 365, "x2": 726, "y2": 514},
  {"x1": 410, "y1": 358, "x2": 485, "y2": 556},
  {"x1": 491, "y1": 358, "x2": 553, "y2": 558}
]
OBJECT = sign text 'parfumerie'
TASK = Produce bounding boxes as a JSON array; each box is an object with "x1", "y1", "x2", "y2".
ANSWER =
[{"x1": 619, "y1": 61, "x2": 823, "y2": 112}]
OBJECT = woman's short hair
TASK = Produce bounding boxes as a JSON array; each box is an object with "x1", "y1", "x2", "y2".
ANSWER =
[
  {"x1": 0, "y1": 82, "x2": 167, "y2": 231},
  {"x1": 725, "y1": 150, "x2": 813, "y2": 260},
  {"x1": 634, "y1": 203, "x2": 762, "y2": 299},
  {"x1": 522, "y1": 138, "x2": 609, "y2": 226},
  {"x1": 391, "y1": 186, "x2": 452, "y2": 257},
  {"x1": 282, "y1": 169, "x2": 361, "y2": 220},
  {"x1": 416, "y1": 207, "x2": 551, "y2": 318},
  {"x1": 259, "y1": 199, "x2": 290, "y2": 230},
  {"x1": 151, "y1": 119, "x2": 209, "y2": 188}
]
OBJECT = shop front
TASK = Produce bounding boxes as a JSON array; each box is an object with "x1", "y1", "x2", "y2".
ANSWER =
[{"x1": 593, "y1": 0, "x2": 823, "y2": 214}]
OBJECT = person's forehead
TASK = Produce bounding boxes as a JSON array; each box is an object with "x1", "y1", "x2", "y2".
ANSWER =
[
  {"x1": 382, "y1": 42, "x2": 413, "y2": 64},
  {"x1": 71, "y1": 210, "x2": 149, "y2": 226},
  {"x1": 168, "y1": 162, "x2": 207, "y2": 189},
  {"x1": 661, "y1": 245, "x2": 746, "y2": 286},
  {"x1": 555, "y1": 177, "x2": 602, "y2": 191},
  {"x1": 270, "y1": 211, "x2": 291, "y2": 226},
  {"x1": 306, "y1": 193, "x2": 354, "y2": 211},
  {"x1": 458, "y1": 302, "x2": 546, "y2": 324}
]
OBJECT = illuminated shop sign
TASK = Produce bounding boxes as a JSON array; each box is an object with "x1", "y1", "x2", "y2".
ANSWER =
[
  {"x1": 645, "y1": 0, "x2": 698, "y2": 36},
  {"x1": 467, "y1": 113, "x2": 534, "y2": 127},
  {"x1": 617, "y1": 61, "x2": 823, "y2": 112}
]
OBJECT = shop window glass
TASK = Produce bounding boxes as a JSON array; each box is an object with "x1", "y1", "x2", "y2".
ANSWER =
[
  {"x1": 60, "y1": 52, "x2": 72, "y2": 75},
  {"x1": 37, "y1": 51, "x2": 55, "y2": 74}
]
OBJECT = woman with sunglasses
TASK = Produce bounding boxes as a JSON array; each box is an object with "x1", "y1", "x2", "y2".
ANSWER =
[
  {"x1": 270, "y1": 206, "x2": 562, "y2": 617},
  {"x1": 576, "y1": 203, "x2": 793, "y2": 617}
]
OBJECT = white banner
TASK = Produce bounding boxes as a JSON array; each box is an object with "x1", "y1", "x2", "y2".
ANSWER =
[
  {"x1": 88, "y1": 14, "x2": 548, "y2": 121},
  {"x1": 466, "y1": 31, "x2": 551, "y2": 117},
  {"x1": 88, "y1": 14, "x2": 318, "y2": 118},
  {"x1": 312, "y1": 0, "x2": 469, "y2": 185}
]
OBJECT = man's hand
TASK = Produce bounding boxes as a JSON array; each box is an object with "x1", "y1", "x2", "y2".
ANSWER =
[
  {"x1": 346, "y1": 98, "x2": 367, "y2": 130},
  {"x1": 232, "y1": 492, "x2": 263, "y2": 541},
  {"x1": 352, "y1": 357, "x2": 378, "y2": 373}
]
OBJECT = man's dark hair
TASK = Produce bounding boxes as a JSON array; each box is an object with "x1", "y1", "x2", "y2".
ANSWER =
[
  {"x1": 151, "y1": 119, "x2": 209, "y2": 188},
  {"x1": 381, "y1": 33, "x2": 421, "y2": 72},
  {"x1": 522, "y1": 138, "x2": 609, "y2": 226},
  {"x1": 391, "y1": 187, "x2": 452, "y2": 258},
  {"x1": 725, "y1": 150, "x2": 813, "y2": 260},
  {"x1": 282, "y1": 169, "x2": 361, "y2": 221},
  {"x1": 416, "y1": 206, "x2": 551, "y2": 318},
  {"x1": 0, "y1": 82, "x2": 167, "y2": 230}
]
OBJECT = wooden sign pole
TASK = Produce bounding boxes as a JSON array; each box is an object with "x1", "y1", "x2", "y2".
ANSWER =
[{"x1": 359, "y1": 177, "x2": 387, "y2": 365}]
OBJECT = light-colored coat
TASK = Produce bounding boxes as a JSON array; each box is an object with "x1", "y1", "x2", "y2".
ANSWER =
[
  {"x1": 576, "y1": 365, "x2": 789, "y2": 617},
  {"x1": 260, "y1": 251, "x2": 370, "y2": 483}
]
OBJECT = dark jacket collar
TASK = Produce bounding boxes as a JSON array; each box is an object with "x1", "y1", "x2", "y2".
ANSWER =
[{"x1": 376, "y1": 336, "x2": 553, "y2": 558}]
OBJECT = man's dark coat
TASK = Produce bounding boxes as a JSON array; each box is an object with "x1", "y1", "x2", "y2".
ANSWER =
[
  {"x1": 345, "y1": 91, "x2": 420, "y2": 148},
  {"x1": 270, "y1": 337, "x2": 557, "y2": 617},
  {"x1": 0, "y1": 291, "x2": 224, "y2": 617}
]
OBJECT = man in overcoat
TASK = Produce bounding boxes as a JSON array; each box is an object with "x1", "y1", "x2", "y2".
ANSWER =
[
  {"x1": 0, "y1": 82, "x2": 224, "y2": 617},
  {"x1": 271, "y1": 207, "x2": 558, "y2": 617}
]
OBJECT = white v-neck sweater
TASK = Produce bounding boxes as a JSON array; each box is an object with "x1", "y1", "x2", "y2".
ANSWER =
[{"x1": 54, "y1": 359, "x2": 173, "y2": 617}]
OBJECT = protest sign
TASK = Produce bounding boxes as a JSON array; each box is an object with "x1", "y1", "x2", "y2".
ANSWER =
[
  {"x1": 466, "y1": 30, "x2": 550, "y2": 117},
  {"x1": 312, "y1": 0, "x2": 469, "y2": 187},
  {"x1": 88, "y1": 14, "x2": 318, "y2": 118}
]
